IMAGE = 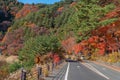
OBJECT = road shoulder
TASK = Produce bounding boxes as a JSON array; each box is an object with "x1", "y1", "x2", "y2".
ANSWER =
[
  {"x1": 45, "y1": 61, "x2": 67, "y2": 80},
  {"x1": 92, "y1": 61, "x2": 120, "y2": 72}
]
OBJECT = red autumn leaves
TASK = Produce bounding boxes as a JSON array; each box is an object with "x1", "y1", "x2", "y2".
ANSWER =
[
  {"x1": 97, "y1": 42, "x2": 106, "y2": 55},
  {"x1": 62, "y1": 17, "x2": 120, "y2": 56},
  {"x1": 53, "y1": 54, "x2": 60, "y2": 63},
  {"x1": 62, "y1": 32, "x2": 119, "y2": 56},
  {"x1": 48, "y1": 53, "x2": 60, "y2": 63},
  {"x1": 73, "y1": 36, "x2": 106, "y2": 55},
  {"x1": 73, "y1": 43, "x2": 83, "y2": 54}
]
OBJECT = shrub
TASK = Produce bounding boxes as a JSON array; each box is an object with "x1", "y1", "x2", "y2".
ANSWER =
[
  {"x1": 107, "y1": 52, "x2": 120, "y2": 63},
  {"x1": 98, "y1": 52, "x2": 120, "y2": 63},
  {"x1": 9, "y1": 62, "x2": 22, "y2": 73}
]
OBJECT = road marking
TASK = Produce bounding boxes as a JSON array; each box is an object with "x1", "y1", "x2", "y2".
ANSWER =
[
  {"x1": 82, "y1": 63, "x2": 110, "y2": 80},
  {"x1": 77, "y1": 66, "x2": 80, "y2": 68},
  {"x1": 64, "y1": 62, "x2": 70, "y2": 80},
  {"x1": 103, "y1": 68, "x2": 106, "y2": 70}
]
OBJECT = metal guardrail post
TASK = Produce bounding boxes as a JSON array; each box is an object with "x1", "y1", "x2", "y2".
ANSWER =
[
  {"x1": 52, "y1": 62, "x2": 54, "y2": 72},
  {"x1": 21, "y1": 68, "x2": 26, "y2": 80},
  {"x1": 37, "y1": 67, "x2": 42, "y2": 80}
]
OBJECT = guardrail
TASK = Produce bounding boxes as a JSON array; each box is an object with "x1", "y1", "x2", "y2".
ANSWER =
[{"x1": 20, "y1": 61, "x2": 64, "y2": 80}]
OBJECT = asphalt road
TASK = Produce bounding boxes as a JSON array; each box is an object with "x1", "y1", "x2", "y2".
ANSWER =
[
  {"x1": 51, "y1": 61, "x2": 120, "y2": 80},
  {"x1": 66, "y1": 62, "x2": 107, "y2": 80},
  {"x1": 88, "y1": 62, "x2": 120, "y2": 80}
]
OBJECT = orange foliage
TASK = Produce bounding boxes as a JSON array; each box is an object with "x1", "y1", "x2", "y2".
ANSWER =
[
  {"x1": 57, "y1": 7, "x2": 64, "y2": 12},
  {"x1": 25, "y1": 22, "x2": 36, "y2": 28},
  {"x1": 97, "y1": 42, "x2": 106, "y2": 49},
  {"x1": 73, "y1": 21, "x2": 120, "y2": 55},
  {"x1": 53, "y1": 54, "x2": 60, "y2": 63},
  {"x1": 88, "y1": 36, "x2": 98, "y2": 43},
  {"x1": 114, "y1": 30, "x2": 120, "y2": 37},
  {"x1": 15, "y1": 4, "x2": 38, "y2": 19},
  {"x1": 61, "y1": 37, "x2": 75, "y2": 54},
  {"x1": 101, "y1": 6, "x2": 120, "y2": 20},
  {"x1": 72, "y1": 43, "x2": 83, "y2": 54}
]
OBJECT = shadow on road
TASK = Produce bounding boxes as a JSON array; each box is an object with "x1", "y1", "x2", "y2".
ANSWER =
[{"x1": 65, "y1": 59, "x2": 79, "y2": 62}]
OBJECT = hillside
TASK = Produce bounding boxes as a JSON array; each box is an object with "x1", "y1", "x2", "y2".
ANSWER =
[
  {"x1": 0, "y1": 0, "x2": 23, "y2": 42},
  {"x1": 0, "y1": 0, "x2": 120, "y2": 79},
  {"x1": 0, "y1": 0, "x2": 75, "y2": 55}
]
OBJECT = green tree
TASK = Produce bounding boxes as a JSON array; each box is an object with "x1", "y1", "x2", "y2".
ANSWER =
[
  {"x1": 67, "y1": 1, "x2": 116, "y2": 42},
  {"x1": 18, "y1": 35, "x2": 61, "y2": 67}
]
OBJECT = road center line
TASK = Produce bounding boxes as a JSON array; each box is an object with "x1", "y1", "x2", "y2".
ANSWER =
[
  {"x1": 64, "y1": 62, "x2": 70, "y2": 80},
  {"x1": 77, "y1": 65, "x2": 81, "y2": 69}
]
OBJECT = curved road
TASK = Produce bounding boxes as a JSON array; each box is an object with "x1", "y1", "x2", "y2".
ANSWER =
[
  {"x1": 65, "y1": 62, "x2": 107, "y2": 80},
  {"x1": 50, "y1": 61, "x2": 120, "y2": 80}
]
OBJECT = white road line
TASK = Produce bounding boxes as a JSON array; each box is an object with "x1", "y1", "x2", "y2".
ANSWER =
[
  {"x1": 64, "y1": 62, "x2": 70, "y2": 80},
  {"x1": 77, "y1": 66, "x2": 80, "y2": 68},
  {"x1": 103, "y1": 68, "x2": 106, "y2": 70},
  {"x1": 82, "y1": 63, "x2": 110, "y2": 80}
]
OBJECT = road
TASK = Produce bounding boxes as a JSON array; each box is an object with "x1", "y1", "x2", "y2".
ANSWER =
[{"x1": 50, "y1": 61, "x2": 120, "y2": 80}]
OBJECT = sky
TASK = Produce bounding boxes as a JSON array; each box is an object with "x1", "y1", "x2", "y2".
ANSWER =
[{"x1": 18, "y1": 0, "x2": 61, "y2": 4}]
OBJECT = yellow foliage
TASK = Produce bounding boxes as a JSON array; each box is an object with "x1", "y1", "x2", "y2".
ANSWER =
[
  {"x1": 42, "y1": 64, "x2": 49, "y2": 77},
  {"x1": 99, "y1": 52, "x2": 120, "y2": 63},
  {"x1": 44, "y1": 69, "x2": 49, "y2": 77},
  {"x1": 107, "y1": 52, "x2": 120, "y2": 63},
  {"x1": 90, "y1": 49, "x2": 99, "y2": 60}
]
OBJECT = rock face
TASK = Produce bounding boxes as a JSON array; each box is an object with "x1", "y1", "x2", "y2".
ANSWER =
[
  {"x1": 6, "y1": 56, "x2": 19, "y2": 64},
  {"x1": 0, "y1": 10, "x2": 11, "y2": 33},
  {"x1": 0, "y1": 21, "x2": 11, "y2": 32}
]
